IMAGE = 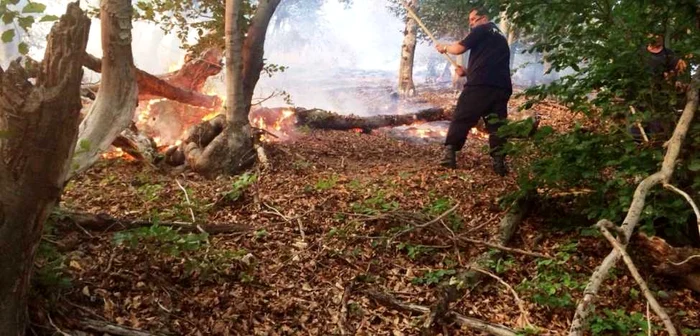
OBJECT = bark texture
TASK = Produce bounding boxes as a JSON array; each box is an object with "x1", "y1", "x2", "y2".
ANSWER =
[
  {"x1": 398, "y1": 0, "x2": 418, "y2": 98},
  {"x1": 71, "y1": 0, "x2": 138, "y2": 177},
  {"x1": 0, "y1": 3, "x2": 89, "y2": 334}
]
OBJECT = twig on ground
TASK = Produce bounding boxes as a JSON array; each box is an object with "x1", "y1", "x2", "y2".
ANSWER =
[
  {"x1": 663, "y1": 183, "x2": 700, "y2": 236},
  {"x1": 255, "y1": 143, "x2": 271, "y2": 170},
  {"x1": 598, "y1": 220, "x2": 677, "y2": 336},
  {"x1": 630, "y1": 106, "x2": 650, "y2": 143},
  {"x1": 456, "y1": 236, "x2": 552, "y2": 259},
  {"x1": 47, "y1": 314, "x2": 71, "y2": 336},
  {"x1": 647, "y1": 302, "x2": 652, "y2": 336},
  {"x1": 103, "y1": 247, "x2": 116, "y2": 274},
  {"x1": 471, "y1": 266, "x2": 533, "y2": 328},
  {"x1": 338, "y1": 280, "x2": 355, "y2": 335},
  {"x1": 389, "y1": 204, "x2": 459, "y2": 243},
  {"x1": 82, "y1": 319, "x2": 154, "y2": 336},
  {"x1": 668, "y1": 254, "x2": 700, "y2": 266},
  {"x1": 363, "y1": 289, "x2": 516, "y2": 336},
  {"x1": 297, "y1": 218, "x2": 306, "y2": 241},
  {"x1": 175, "y1": 178, "x2": 206, "y2": 236}
]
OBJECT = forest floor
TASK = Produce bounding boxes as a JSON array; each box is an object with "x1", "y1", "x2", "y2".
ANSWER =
[{"x1": 32, "y1": 88, "x2": 700, "y2": 335}]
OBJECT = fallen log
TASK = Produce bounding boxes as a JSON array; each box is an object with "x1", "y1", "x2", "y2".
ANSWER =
[
  {"x1": 293, "y1": 107, "x2": 449, "y2": 132},
  {"x1": 82, "y1": 48, "x2": 223, "y2": 109},
  {"x1": 636, "y1": 233, "x2": 700, "y2": 293},
  {"x1": 61, "y1": 211, "x2": 251, "y2": 235},
  {"x1": 425, "y1": 195, "x2": 532, "y2": 330},
  {"x1": 162, "y1": 107, "x2": 449, "y2": 167},
  {"x1": 111, "y1": 123, "x2": 157, "y2": 163}
]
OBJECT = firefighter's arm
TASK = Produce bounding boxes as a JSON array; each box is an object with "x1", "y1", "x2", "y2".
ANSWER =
[
  {"x1": 455, "y1": 65, "x2": 466, "y2": 77},
  {"x1": 436, "y1": 43, "x2": 466, "y2": 55}
]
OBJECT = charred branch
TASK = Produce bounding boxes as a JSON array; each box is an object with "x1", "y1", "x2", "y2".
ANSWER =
[
  {"x1": 294, "y1": 107, "x2": 448, "y2": 132},
  {"x1": 82, "y1": 51, "x2": 222, "y2": 109},
  {"x1": 61, "y1": 211, "x2": 251, "y2": 235}
]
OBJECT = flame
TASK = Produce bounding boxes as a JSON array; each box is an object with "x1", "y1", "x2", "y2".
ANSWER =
[
  {"x1": 201, "y1": 111, "x2": 220, "y2": 121},
  {"x1": 168, "y1": 58, "x2": 184, "y2": 72},
  {"x1": 101, "y1": 147, "x2": 135, "y2": 160},
  {"x1": 249, "y1": 108, "x2": 297, "y2": 142}
]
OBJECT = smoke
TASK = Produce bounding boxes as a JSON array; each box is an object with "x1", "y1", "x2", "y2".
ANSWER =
[{"x1": 10, "y1": 0, "x2": 567, "y2": 115}]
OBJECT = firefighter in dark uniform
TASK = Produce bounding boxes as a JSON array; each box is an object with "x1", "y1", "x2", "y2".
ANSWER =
[{"x1": 435, "y1": 7, "x2": 512, "y2": 176}]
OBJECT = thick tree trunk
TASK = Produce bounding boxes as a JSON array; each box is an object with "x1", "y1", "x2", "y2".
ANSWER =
[
  {"x1": 0, "y1": 3, "x2": 89, "y2": 334},
  {"x1": 71, "y1": 0, "x2": 138, "y2": 177},
  {"x1": 398, "y1": 0, "x2": 418, "y2": 98}
]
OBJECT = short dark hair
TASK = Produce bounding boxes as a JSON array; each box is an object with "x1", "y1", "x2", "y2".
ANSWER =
[{"x1": 470, "y1": 7, "x2": 489, "y2": 17}]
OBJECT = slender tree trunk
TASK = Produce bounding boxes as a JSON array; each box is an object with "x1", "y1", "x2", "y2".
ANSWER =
[
  {"x1": 398, "y1": 0, "x2": 418, "y2": 98},
  {"x1": 0, "y1": 3, "x2": 90, "y2": 334},
  {"x1": 242, "y1": 0, "x2": 282, "y2": 114},
  {"x1": 70, "y1": 0, "x2": 138, "y2": 177}
]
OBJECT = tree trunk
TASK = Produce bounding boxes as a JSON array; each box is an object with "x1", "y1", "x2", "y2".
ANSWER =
[
  {"x1": 186, "y1": 0, "x2": 253, "y2": 177},
  {"x1": 242, "y1": 0, "x2": 282, "y2": 114},
  {"x1": 0, "y1": 3, "x2": 89, "y2": 334},
  {"x1": 70, "y1": 0, "x2": 138, "y2": 178},
  {"x1": 397, "y1": 0, "x2": 418, "y2": 98},
  {"x1": 190, "y1": 0, "x2": 281, "y2": 177}
]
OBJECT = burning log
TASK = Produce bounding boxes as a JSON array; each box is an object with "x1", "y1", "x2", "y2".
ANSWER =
[
  {"x1": 293, "y1": 106, "x2": 448, "y2": 132},
  {"x1": 82, "y1": 48, "x2": 223, "y2": 109},
  {"x1": 635, "y1": 233, "x2": 700, "y2": 293},
  {"x1": 163, "y1": 106, "x2": 450, "y2": 168},
  {"x1": 164, "y1": 114, "x2": 226, "y2": 167},
  {"x1": 111, "y1": 123, "x2": 158, "y2": 163}
]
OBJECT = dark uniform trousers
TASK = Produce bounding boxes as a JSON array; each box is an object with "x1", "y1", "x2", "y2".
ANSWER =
[{"x1": 445, "y1": 85, "x2": 511, "y2": 157}]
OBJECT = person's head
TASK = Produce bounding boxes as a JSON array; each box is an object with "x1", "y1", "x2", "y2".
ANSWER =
[
  {"x1": 469, "y1": 7, "x2": 490, "y2": 28},
  {"x1": 647, "y1": 33, "x2": 664, "y2": 49}
]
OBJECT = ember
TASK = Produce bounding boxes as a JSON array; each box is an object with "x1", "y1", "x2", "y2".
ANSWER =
[{"x1": 250, "y1": 107, "x2": 298, "y2": 142}]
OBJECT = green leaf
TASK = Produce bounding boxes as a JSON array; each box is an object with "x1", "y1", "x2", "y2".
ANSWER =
[
  {"x1": 39, "y1": 14, "x2": 59, "y2": 22},
  {"x1": 689, "y1": 159, "x2": 700, "y2": 172},
  {"x1": 1, "y1": 29, "x2": 15, "y2": 43},
  {"x1": 17, "y1": 15, "x2": 34, "y2": 31},
  {"x1": 2, "y1": 11, "x2": 16, "y2": 24},
  {"x1": 18, "y1": 41, "x2": 27, "y2": 55},
  {"x1": 22, "y1": 2, "x2": 46, "y2": 14}
]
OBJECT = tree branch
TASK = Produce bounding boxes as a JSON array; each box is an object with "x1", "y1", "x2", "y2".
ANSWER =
[
  {"x1": 569, "y1": 72, "x2": 700, "y2": 335},
  {"x1": 597, "y1": 220, "x2": 677, "y2": 335}
]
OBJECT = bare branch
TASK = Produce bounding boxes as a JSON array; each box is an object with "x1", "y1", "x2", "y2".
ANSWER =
[
  {"x1": 597, "y1": 220, "x2": 677, "y2": 335},
  {"x1": 471, "y1": 266, "x2": 533, "y2": 328},
  {"x1": 663, "y1": 183, "x2": 700, "y2": 237},
  {"x1": 389, "y1": 204, "x2": 459, "y2": 243}
]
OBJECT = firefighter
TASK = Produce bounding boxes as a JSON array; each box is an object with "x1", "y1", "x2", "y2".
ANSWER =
[{"x1": 435, "y1": 7, "x2": 512, "y2": 176}]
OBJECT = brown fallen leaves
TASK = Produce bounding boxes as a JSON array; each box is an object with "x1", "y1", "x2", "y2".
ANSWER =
[{"x1": 30, "y1": 89, "x2": 700, "y2": 335}]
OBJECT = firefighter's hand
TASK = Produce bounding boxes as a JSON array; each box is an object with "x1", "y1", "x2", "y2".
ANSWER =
[
  {"x1": 436, "y1": 44, "x2": 448, "y2": 54},
  {"x1": 676, "y1": 59, "x2": 688, "y2": 74},
  {"x1": 455, "y1": 66, "x2": 466, "y2": 77}
]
